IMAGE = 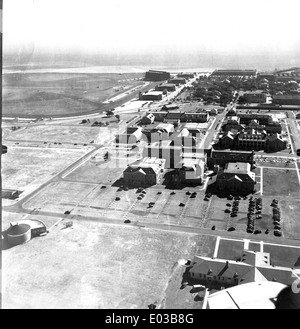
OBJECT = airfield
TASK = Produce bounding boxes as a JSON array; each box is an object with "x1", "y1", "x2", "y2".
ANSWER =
[{"x1": 2, "y1": 69, "x2": 300, "y2": 309}]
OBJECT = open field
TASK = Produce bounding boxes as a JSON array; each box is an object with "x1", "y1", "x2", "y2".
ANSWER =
[
  {"x1": 216, "y1": 239, "x2": 244, "y2": 260},
  {"x1": 2, "y1": 217, "x2": 216, "y2": 309},
  {"x1": 1, "y1": 147, "x2": 87, "y2": 195},
  {"x1": 263, "y1": 243, "x2": 300, "y2": 268},
  {"x1": 5, "y1": 124, "x2": 120, "y2": 145},
  {"x1": 215, "y1": 237, "x2": 300, "y2": 269},
  {"x1": 262, "y1": 168, "x2": 300, "y2": 197},
  {"x1": 2, "y1": 72, "x2": 145, "y2": 117},
  {"x1": 280, "y1": 200, "x2": 300, "y2": 240},
  {"x1": 65, "y1": 157, "x2": 135, "y2": 184}
]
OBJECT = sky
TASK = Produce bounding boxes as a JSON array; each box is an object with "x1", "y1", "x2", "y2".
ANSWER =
[{"x1": 3, "y1": 0, "x2": 300, "y2": 63}]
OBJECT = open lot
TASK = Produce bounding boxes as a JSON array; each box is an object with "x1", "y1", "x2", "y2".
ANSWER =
[
  {"x1": 263, "y1": 243, "x2": 300, "y2": 268},
  {"x1": 1, "y1": 147, "x2": 87, "y2": 195},
  {"x1": 280, "y1": 200, "x2": 300, "y2": 240},
  {"x1": 262, "y1": 168, "x2": 300, "y2": 197},
  {"x1": 216, "y1": 237, "x2": 300, "y2": 269},
  {"x1": 2, "y1": 72, "x2": 144, "y2": 117},
  {"x1": 2, "y1": 218, "x2": 216, "y2": 309},
  {"x1": 6, "y1": 125, "x2": 119, "y2": 145}
]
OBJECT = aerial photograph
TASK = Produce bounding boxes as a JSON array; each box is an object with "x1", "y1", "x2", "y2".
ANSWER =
[{"x1": 1, "y1": 0, "x2": 300, "y2": 311}]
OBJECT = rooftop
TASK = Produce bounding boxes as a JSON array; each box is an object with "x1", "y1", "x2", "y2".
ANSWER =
[{"x1": 224, "y1": 162, "x2": 251, "y2": 174}]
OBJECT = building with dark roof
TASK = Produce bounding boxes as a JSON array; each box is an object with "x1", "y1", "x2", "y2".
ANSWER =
[
  {"x1": 168, "y1": 77, "x2": 187, "y2": 85},
  {"x1": 273, "y1": 95, "x2": 300, "y2": 105},
  {"x1": 215, "y1": 162, "x2": 256, "y2": 192},
  {"x1": 207, "y1": 148, "x2": 255, "y2": 170},
  {"x1": 155, "y1": 83, "x2": 176, "y2": 92},
  {"x1": 211, "y1": 69, "x2": 257, "y2": 77},
  {"x1": 145, "y1": 70, "x2": 171, "y2": 81},
  {"x1": 190, "y1": 248, "x2": 299, "y2": 289},
  {"x1": 123, "y1": 157, "x2": 165, "y2": 187},
  {"x1": 139, "y1": 91, "x2": 163, "y2": 101}
]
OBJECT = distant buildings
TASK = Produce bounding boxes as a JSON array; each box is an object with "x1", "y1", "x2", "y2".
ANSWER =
[
  {"x1": 243, "y1": 93, "x2": 267, "y2": 104},
  {"x1": 139, "y1": 91, "x2": 163, "y2": 101},
  {"x1": 123, "y1": 157, "x2": 165, "y2": 187},
  {"x1": 177, "y1": 73, "x2": 195, "y2": 80},
  {"x1": 211, "y1": 69, "x2": 257, "y2": 77},
  {"x1": 152, "y1": 111, "x2": 209, "y2": 123},
  {"x1": 215, "y1": 162, "x2": 256, "y2": 192},
  {"x1": 273, "y1": 95, "x2": 300, "y2": 105},
  {"x1": 207, "y1": 149, "x2": 255, "y2": 170},
  {"x1": 168, "y1": 77, "x2": 187, "y2": 85},
  {"x1": 145, "y1": 70, "x2": 171, "y2": 81},
  {"x1": 155, "y1": 83, "x2": 176, "y2": 92},
  {"x1": 141, "y1": 113, "x2": 155, "y2": 125}
]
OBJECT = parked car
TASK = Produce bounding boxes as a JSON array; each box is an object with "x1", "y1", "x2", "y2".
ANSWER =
[
  {"x1": 115, "y1": 197, "x2": 120, "y2": 201},
  {"x1": 225, "y1": 209, "x2": 231, "y2": 213},
  {"x1": 254, "y1": 230, "x2": 262, "y2": 235},
  {"x1": 124, "y1": 219, "x2": 131, "y2": 224},
  {"x1": 228, "y1": 227, "x2": 236, "y2": 232},
  {"x1": 274, "y1": 230, "x2": 282, "y2": 237},
  {"x1": 211, "y1": 225, "x2": 216, "y2": 230},
  {"x1": 265, "y1": 229, "x2": 270, "y2": 234}
]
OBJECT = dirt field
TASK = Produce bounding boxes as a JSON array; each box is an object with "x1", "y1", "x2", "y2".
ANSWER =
[
  {"x1": 2, "y1": 72, "x2": 144, "y2": 117},
  {"x1": 7, "y1": 125, "x2": 119, "y2": 145},
  {"x1": 1, "y1": 147, "x2": 87, "y2": 194},
  {"x1": 2, "y1": 217, "x2": 216, "y2": 309}
]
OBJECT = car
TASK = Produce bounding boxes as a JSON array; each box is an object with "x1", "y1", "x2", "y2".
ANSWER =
[
  {"x1": 186, "y1": 191, "x2": 191, "y2": 195},
  {"x1": 274, "y1": 225, "x2": 281, "y2": 230},
  {"x1": 137, "y1": 196, "x2": 143, "y2": 200},
  {"x1": 124, "y1": 187, "x2": 129, "y2": 191},
  {"x1": 211, "y1": 225, "x2": 216, "y2": 230},
  {"x1": 179, "y1": 203, "x2": 185, "y2": 207},
  {"x1": 124, "y1": 219, "x2": 131, "y2": 224},
  {"x1": 265, "y1": 229, "x2": 270, "y2": 234},
  {"x1": 149, "y1": 202, "x2": 155, "y2": 205},
  {"x1": 231, "y1": 213, "x2": 237, "y2": 217},
  {"x1": 190, "y1": 194, "x2": 196, "y2": 198},
  {"x1": 64, "y1": 210, "x2": 71, "y2": 215},
  {"x1": 101, "y1": 185, "x2": 106, "y2": 189},
  {"x1": 157, "y1": 191, "x2": 162, "y2": 195},
  {"x1": 228, "y1": 227, "x2": 236, "y2": 232},
  {"x1": 141, "y1": 190, "x2": 146, "y2": 194},
  {"x1": 274, "y1": 230, "x2": 282, "y2": 237},
  {"x1": 204, "y1": 198, "x2": 209, "y2": 201},
  {"x1": 225, "y1": 209, "x2": 231, "y2": 213},
  {"x1": 139, "y1": 194, "x2": 144, "y2": 198},
  {"x1": 117, "y1": 187, "x2": 122, "y2": 192},
  {"x1": 247, "y1": 229, "x2": 254, "y2": 234},
  {"x1": 226, "y1": 203, "x2": 231, "y2": 207},
  {"x1": 192, "y1": 192, "x2": 197, "y2": 196},
  {"x1": 115, "y1": 197, "x2": 120, "y2": 201},
  {"x1": 234, "y1": 196, "x2": 241, "y2": 200},
  {"x1": 170, "y1": 191, "x2": 176, "y2": 195},
  {"x1": 227, "y1": 195, "x2": 233, "y2": 200},
  {"x1": 256, "y1": 215, "x2": 262, "y2": 219},
  {"x1": 254, "y1": 230, "x2": 262, "y2": 235},
  {"x1": 243, "y1": 196, "x2": 248, "y2": 200},
  {"x1": 44, "y1": 142, "x2": 47, "y2": 144}
]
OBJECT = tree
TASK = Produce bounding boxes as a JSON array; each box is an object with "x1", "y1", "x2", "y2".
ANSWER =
[{"x1": 106, "y1": 110, "x2": 114, "y2": 117}]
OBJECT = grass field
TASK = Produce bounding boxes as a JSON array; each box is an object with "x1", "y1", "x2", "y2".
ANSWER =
[
  {"x1": 280, "y1": 200, "x2": 300, "y2": 240},
  {"x1": 2, "y1": 219, "x2": 216, "y2": 309},
  {"x1": 216, "y1": 239, "x2": 244, "y2": 261},
  {"x1": 1, "y1": 147, "x2": 87, "y2": 194},
  {"x1": 263, "y1": 243, "x2": 300, "y2": 268},
  {"x1": 2, "y1": 72, "x2": 144, "y2": 117},
  {"x1": 262, "y1": 168, "x2": 300, "y2": 197}
]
